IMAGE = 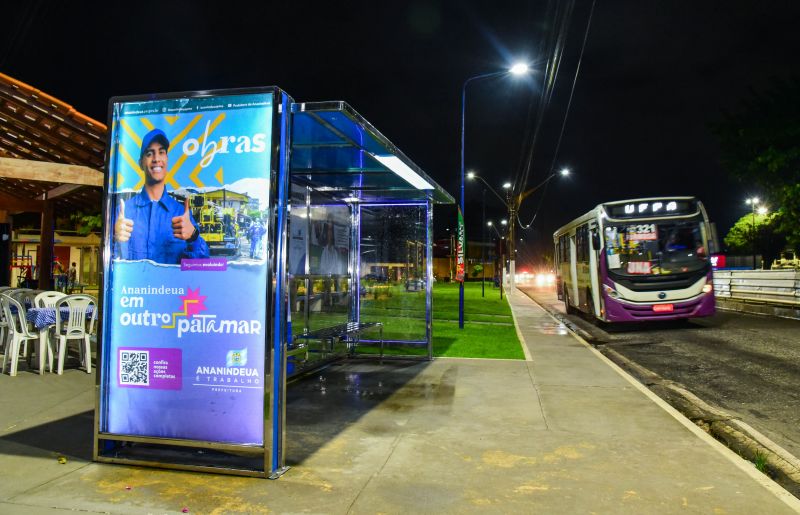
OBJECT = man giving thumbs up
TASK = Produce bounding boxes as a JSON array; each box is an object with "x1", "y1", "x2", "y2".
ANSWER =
[{"x1": 113, "y1": 129, "x2": 209, "y2": 264}]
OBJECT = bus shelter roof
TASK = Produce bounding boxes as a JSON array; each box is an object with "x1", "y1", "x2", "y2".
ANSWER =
[{"x1": 291, "y1": 101, "x2": 453, "y2": 205}]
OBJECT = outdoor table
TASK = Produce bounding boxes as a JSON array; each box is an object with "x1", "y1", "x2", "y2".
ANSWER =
[
  {"x1": 24, "y1": 306, "x2": 95, "y2": 374},
  {"x1": 26, "y1": 305, "x2": 95, "y2": 330}
]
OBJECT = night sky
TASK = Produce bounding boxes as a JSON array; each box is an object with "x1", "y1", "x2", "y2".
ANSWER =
[{"x1": 2, "y1": 0, "x2": 798, "y2": 269}]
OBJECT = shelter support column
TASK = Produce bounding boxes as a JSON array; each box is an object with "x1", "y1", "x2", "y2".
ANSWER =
[
  {"x1": 38, "y1": 200, "x2": 54, "y2": 290},
  {"x1": 426, "y1": 199, "x2": 433, "y2": 360}
]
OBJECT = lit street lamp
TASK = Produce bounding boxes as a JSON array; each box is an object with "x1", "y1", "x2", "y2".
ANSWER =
[{"x1": 459, "y1": 62, "x2": 531, "y2": 328}]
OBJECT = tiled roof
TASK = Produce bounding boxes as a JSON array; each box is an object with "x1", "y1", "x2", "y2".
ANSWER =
[{"x1": 0, "y1": 72, "x2": 107, "y2": 213}]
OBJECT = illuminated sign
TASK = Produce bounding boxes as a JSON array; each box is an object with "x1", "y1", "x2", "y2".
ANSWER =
[
  {"x1": 627, "y1": 224, "x2": 658, "y2": 241},
  {"x1": 606, "y1": 199, "x2": 696, "y2": 219},
  {"x1": 99, "y1": 92, "x2": 274, "y2": 446}
]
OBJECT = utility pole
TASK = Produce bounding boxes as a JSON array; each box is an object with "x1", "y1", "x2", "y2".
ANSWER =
[
  {"x1": 507, "y1": 188, "x2": 516, "y2": 293},
  {"x1": 481, "y1": 188, "x2": 486, "y2": 297}
]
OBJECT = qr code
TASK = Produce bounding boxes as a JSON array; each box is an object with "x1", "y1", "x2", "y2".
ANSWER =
[{"x1": 120, "y1": 350, "x2": 149, "y2": 386}]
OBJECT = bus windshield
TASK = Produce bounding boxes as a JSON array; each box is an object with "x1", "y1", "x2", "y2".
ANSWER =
[{"x1": 603, "y1": 220, "x2": 707, "y2": 276}]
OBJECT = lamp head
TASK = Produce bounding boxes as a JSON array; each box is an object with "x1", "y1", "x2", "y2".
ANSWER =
[
  {"x1": 467, "y1": 171, "x2": 476, "y2": 180},
  {"x1": 509, "y1": 63, "x2": 530, "y2": 75},
  {"x1": 487, "y1": 221, "x2": 493, "y2": 226},
  {"x1": 501, "y1": 219, "x2": 508, "y2": 226},
  {"x1": 502, "y1": 182, "x2": 512, "y2": 189},
  {"x1": 559, "y1": 168, "x2": 570, "y2": 176},
  {"x1": 757, "y1": 206, "x2": 768, "y2": 215}
]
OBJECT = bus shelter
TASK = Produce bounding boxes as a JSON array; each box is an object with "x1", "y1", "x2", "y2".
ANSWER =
[{"x1": 94, "y1": 87, "x2": 452, "y2": 478}]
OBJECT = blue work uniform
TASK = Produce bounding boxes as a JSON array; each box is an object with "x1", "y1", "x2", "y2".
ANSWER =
[{"x1": 115, "y1": 189, "x2": 209, "y2": 264}]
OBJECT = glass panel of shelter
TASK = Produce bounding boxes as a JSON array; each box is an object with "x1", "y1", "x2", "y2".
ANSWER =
[
  {"x1": 287, "y1": 183, "x2": 431, "y2": 368},
  {"x1": 357, "y1": 204, "x2": 427, "y2": 355},
  {"x1": 287, "y1": 185, "x2": 353, "y2": 373}
]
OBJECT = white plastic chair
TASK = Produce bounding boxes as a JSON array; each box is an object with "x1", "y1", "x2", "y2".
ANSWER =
[
  {"x1": 33, "y1": 291, "x2": 67, "y2": 374},
  {"x1": 0, "y1": 289, "x2": 10, "y2": 354},
  {"x1": 10, "y1": 288, "x2": 36, "y2": 307},
  {"x1": 54, "y1": 294, "x2": 95, "y2": 374},
  {"x1": 1, "y1": 293, "x2": 41, "y2": 376}
]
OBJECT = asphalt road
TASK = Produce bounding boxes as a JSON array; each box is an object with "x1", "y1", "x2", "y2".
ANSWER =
[{"x1": 518, "y1": 283, "x2": 800, "y2": 463}]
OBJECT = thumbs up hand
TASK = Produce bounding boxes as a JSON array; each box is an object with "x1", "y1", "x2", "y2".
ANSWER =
[
  {"x1": 114, "y1": 199, "x2": 134, "y2": 242},
  {"x1": 172, "y1": 197, "x2": 196, "y2": 240}
]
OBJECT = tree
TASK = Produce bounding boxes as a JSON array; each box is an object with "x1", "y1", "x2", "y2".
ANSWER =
[
  {"x1": 69, "y1": 211, "x2": 103, "y2": 235},
  {"x1": 723, "y1": 211, "x2": 785, "y2": 263},
  {"x1": 713, "y1": 78, "x2": 800, "y2": 248}
]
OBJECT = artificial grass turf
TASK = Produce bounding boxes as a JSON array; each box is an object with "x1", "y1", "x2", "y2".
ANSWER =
[
  {"x1": 360, "y1": 282, "x2": 523, "y2": 359},
  {"x1": 292, "y1": 281, "x2": 524, "y2": 360},
  {"x1": 428, "y1": 282, "x2": 521, "y2": 359}
]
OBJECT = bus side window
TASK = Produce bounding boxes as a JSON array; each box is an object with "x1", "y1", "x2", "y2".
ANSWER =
[
  {"x1": 591, "y1": 230, "x2": 601, "y2": 251},
  {"x1": 576, "y1": 225, "x2": 589, "y2": 262}
]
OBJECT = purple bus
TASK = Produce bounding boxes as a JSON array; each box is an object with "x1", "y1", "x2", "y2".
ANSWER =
[{"x1": 554, "y1": 197, "x2": 716, "y2": 322}]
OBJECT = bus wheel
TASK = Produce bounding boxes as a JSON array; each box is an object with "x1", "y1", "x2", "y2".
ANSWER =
[{"x1": 564, "y1": 290, "x2": 577, "y2": 315}]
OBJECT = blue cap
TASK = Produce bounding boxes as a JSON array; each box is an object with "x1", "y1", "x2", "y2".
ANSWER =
[{"x1": 140, "y1": 129, "x2": 170, "y2": 159}]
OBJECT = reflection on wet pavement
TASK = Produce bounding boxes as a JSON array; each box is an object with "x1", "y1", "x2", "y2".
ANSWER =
[{"x1": 525, "y1": 321, "x2": 569, "y2": 335}]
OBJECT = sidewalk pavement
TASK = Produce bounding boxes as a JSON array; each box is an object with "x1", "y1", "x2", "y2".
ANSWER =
[{"x1": 0, "y1": 291, "x2": 798, "y2": 513}]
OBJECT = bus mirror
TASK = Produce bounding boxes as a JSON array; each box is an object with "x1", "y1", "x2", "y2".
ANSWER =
[{"x1": 591, "y1": 232, "x2": 601, "y2": 251}]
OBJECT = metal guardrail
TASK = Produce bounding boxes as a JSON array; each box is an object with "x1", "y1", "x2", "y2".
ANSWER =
[{"x1": 713, "y1": 269, "x2": 800, "y2": 307}]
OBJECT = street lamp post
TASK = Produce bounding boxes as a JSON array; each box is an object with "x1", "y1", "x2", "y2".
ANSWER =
[
  {"x1": 487, "y1": 220, "x2": 506, "y2": 299},
  {"x1": 745, "y1": 197, "x2": 759, "y2": 270},
  {"x1": 503, "y1": 182, "x2": 513, "y2": 291},
  {"x1": 459, "y1": 63, "x2": 530, "y2": 328},
  {"x1": 500, "y1": 219, "x2": 508, "y2": 292},
  {"x1": 481, "y1": 188, "x2": 486, "y2": 297}
]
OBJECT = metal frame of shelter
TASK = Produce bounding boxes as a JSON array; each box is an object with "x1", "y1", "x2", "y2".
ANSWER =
[{"x1": 94, "y1": 88, "x2": 453, "y2": 478}]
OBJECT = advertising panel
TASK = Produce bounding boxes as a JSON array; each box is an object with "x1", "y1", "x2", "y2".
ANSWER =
[{"x1": 100, "y1": 92, "x2": 273, "y2": 445}]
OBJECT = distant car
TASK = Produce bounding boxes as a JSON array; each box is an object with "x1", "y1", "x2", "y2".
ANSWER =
[
  {"x1": 405, "y1": 279, "x2": 425, "y2": 291},
  {"x1": 363, "y1": 273, "x2": 387, "y2": 283}
]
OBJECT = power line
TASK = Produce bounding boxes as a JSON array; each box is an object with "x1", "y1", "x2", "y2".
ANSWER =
[
  {"x1": 519, "y1": 0, "x2": 597, "y2": 230},
  {"x1": 514, "y1": 0, "x2": 576, "y2": 197}
]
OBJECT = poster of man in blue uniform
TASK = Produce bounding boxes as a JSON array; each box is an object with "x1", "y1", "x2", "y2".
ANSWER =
[
  {"x1": 113, "y1": 128, "x2": 209, "y2": 263},
  {"x1": 101, "y1": 91, "x2": 275, "y2": 446}
]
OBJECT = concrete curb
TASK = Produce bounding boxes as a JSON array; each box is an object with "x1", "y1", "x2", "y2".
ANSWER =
[{"x1": 523, "y1": 291, "x2": 800, "y2": 500}]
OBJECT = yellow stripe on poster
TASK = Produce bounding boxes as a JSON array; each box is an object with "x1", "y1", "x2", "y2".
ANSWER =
[
  {"x1": 140, "y1": 118, "x2": 155, "y2": 131},
  {"x1": 169, "y1": 114, "x2": 202, "y2": 149},
  {"x1": 165, "y1": 113, "x2": 226, "y2": 189},
  {"x1": 189, "y1": 161, "x2": 205, "y2": 188},
  {"x1": 119, "y1": 145, "x2": 146, "y2": 190},
  {"x1": 162, "y1": 300, "x2": 198, "y2": 329},
  {"x1": 119, "y1": 119, "x2": 143, "y2": 147}
]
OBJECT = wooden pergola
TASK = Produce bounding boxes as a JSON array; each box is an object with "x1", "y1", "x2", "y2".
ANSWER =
[{"x1": 0, "y1": 72, "x2": 106, "y2": 289}]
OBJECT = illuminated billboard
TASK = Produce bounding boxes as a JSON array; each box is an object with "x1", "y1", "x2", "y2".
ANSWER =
[{"x1": 99, "y1": 92, "x2": 274, "y2": 445}]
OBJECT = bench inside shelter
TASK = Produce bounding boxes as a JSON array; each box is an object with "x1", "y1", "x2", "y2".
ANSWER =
[{"x1": 288, "y1": 321, "x2": 384, "y2": 363}]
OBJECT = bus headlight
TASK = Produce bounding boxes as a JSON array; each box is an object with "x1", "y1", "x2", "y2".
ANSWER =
[
  {"x1": 702, "y1": 283, "x2": 713, "y2": 294},
  {"x1": 603, "y1": 284, "x2": 620, "y2": 299}
]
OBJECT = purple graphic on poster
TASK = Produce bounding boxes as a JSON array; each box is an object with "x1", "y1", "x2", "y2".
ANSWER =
[
  {"x1": 118, "y1": 347, "x2": 182, "y2": 390},
  {"x1": 100, "y1": 92, "x2": 273, "y2": 445}
]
